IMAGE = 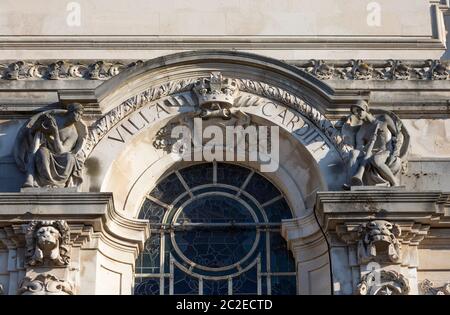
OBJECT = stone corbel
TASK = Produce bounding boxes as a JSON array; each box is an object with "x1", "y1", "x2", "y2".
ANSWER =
[
  {"x1": 336, "y1": 221, "x2": 430, "y2": 267},
  {"x1": 0, "y1": 192, "x2": 149, "y2": 295}
]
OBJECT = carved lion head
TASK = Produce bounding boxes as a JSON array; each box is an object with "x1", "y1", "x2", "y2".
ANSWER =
[{"x1": 25, "y1": 220, "x2": 70, "y2": 266}]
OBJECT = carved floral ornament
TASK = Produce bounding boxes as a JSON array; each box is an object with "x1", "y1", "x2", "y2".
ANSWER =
[
  {"x1": 420, "y1": 279, "x2": 450, "y2": 295},
  {"x1": 0, "y1": 60, "x2": 141, "y2": 81},
  {"x1": 25, "y1": 220, "x2": 71, "y2": 267},
  {"x1": 301, "y1": 59, "x2": 450, "y2": 80},
  {"x1": 0, "y1": 59, "x2": 448, "y2": 81},
  {"x1": 18, "y1": 274, "x2": 74, "y2": 295}
]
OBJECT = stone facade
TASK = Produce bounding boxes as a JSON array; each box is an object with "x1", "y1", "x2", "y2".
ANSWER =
[{"x1": 0, "y1": 1, "x2": 450, "y2": 295}]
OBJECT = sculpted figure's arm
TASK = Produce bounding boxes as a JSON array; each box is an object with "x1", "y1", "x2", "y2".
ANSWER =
[
  {"x1": 46, "y1": 116, "x2": 67, "y2": 154},
  {"x1": 384, "y1": 115, "x2": 403, "y2": 163}
]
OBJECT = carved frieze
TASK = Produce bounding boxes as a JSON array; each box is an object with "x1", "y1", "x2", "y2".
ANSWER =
[
  {"x1": 25, "y1": 220, "x2": 70, "y2": 267},
  {"x1": 0, "y1": 59, "x2": 448, "y2": 81},
  {"x1": 0, "y1": 60, "x2": 128, "y2": 80},
  {"x1": 18, "y1": 274, "x2": 74, "y2": 295},
  {"x1": 356, "y1": 270, "x2": 410, "y2": 295},
  {"x1": 305, "y1": 60, "x2": 335, "y2": 80},
  {"x1": 295, "y1": 59, "x2": 449, "y2": 81}
]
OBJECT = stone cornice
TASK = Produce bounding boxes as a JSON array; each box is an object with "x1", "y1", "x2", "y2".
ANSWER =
[
  {"x1": 0, "y1": 59, "x2": 449, "y2": 82},
  {"x1": 0, "y1": 35, "x2": 445, "y2": 52},
  {"x1": 315, "y1": 190, "x2": 450, "y2": 230},
  {"x1": 0, "y1": 192, "x2": 150, "y2": 253}
]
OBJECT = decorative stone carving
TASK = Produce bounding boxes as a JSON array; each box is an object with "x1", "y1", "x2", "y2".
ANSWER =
[
  {"x1": 81, "y1": 76, "x2": 345, "y2": 163},
  {"x1": 0, "y1": 59, "x2": 449, "y2": 81},
  {"x1": 25, "y1": 220, "x2": 70, "y2": 266},
  {"x1": 420, "y1": 279, "x2": 450, "y2": 295},
  {"x1": 356, "y1": 270, "x2": 410, "y2": 295},
  {"x1": 429, "y1": 60, "x2": 450, "y2": 80},
  {"x1": 192, "y1": 72, "x2": 249, "y2": 122},
  {"x1": 350, "y1": 60, "x2": 375, "y2": 80},
  {"x1": 338, "y1": 100, "x2": 409, "y2": 187},
  {"x1": 0, "y1": 60, "x2": 127, "y2": 80},
  {"x1": 357, "y1": 220, "x2": 402, "y2": 264},
  {"x1": 13, "y1": 103, "x2": 87, "y2": 188},
  {"x1": 152, "y1": 119, "x2": 192, "y2": 154},
  {"x1": 295, "y1": 59, "x2": 450, "y2": 81},
  {"x1": 305, "y1": 59, "x2": 335, "y2": 80},
  {"x1": 18, "y1": 274, "x2": 74, "y2": 295}
]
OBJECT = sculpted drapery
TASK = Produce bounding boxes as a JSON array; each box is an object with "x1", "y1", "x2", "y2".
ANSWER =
[{"x1": 13, "y1": 103, "x2": 87, "y2": 188}]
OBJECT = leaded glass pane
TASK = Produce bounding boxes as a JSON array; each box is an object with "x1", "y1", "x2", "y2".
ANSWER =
[
  {"x1": 203, "y1": 280, "x2": 228, "y2": 295},
  {"x1": 136, "y1": 234, "x2": 161, "y2": 274},
  {"x1": 232, "y1": 266, "x2": 258, "y2": 295},
  {"x1": 174, "y1": 228, "x2": 256, "y2": 268},
  {"x1": 173, "y1": 266, "x2": 199, "y2": 295},
  {"x1": 179, "y1": 163, "x2": 213, "y2": 188},
  {"x1": 270, "y1": 232, "x2": 296, "y2": 273},
  {"x1": 134, "y1": 277, "x2": 160, "y2": 295},
  {"x1": 264, "y1": 199, "x2": 292, "y2": 222},
  {"x1": 138, "y1": 198, "x2": 166, "y2": 223},
  {"x1": 150, "y1": 173, "x2": 185, "y2": 204},
  {"x1": 176, "y1": 195, "x2": 254, "y2": 224},
  {"x1": 244, "y1": 172, "x2": 280, "y2": 204},
  {"x1": 216, "y1": 163, "x2": 250, "y2": 187},
  {"x1": 135, "y1": 163, "x2": 297, "y2": 295},
  {"x1": 271, "y1": 276, "x2": 297, "y2": 295}
]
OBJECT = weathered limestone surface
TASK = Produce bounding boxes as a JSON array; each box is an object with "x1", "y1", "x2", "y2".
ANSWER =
[
  {"x1": 0, "y1": 192, "x2": 149, "y2": 295},
  {"x1": 0, "y1": 1, "x2": 449, "y2": 294},
  {"x1": 0, "y1": 0, "x2": 448, "y2": 60}
]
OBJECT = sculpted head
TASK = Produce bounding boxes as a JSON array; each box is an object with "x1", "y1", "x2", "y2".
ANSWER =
[
  {"x1": 25, "y1": 220, "x2": 70, "y2": 266},
  {"x1": 363, "y1": 220, "x2": 401, "y2": 242},
  {"x1": 36, "y1": 225, "x2": 60, "y2": 251},
  {"x1": 67, "y1": 103, "x2": 84, "y2": 123},
  {"x1": 351, "y1": 100, "x2": 370, "y2": 121}
]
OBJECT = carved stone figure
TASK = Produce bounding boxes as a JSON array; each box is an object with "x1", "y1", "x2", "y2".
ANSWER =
[
  {"x1": 339, "y1": 100, "x2": 409, "y2": 187},
  {"x1": 25, "y1": 220, "x2": 70, "y2": 266},
  {"x1": 13, "y1": 103, "x2": 87, "y2": 188},
  {"x1": 357, "y1": 220, "x2": 402, "y2": 264},
  {"x1": 420, "y1": 279, "x2": 450, "y2": 295},
  {"x1": 356, "y1": 270, "x2": 409, "y2": 295},
  {"x1": 18, "y1": 274, "x2": 74, "y2": 295}
]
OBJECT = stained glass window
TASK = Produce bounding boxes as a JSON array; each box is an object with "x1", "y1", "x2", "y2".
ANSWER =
[{"x1": 134, "y1": 162, "x2": 297, "y2": 295}]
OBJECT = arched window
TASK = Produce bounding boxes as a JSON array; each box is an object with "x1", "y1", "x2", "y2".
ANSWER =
[{"x1": 134, "y1": 163, "x2": 297, "y2": 295}]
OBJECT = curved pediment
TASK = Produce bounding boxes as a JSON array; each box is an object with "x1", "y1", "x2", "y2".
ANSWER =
[{"x1": 84, "y1": 51, "x2": 365, "y2": 162}]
